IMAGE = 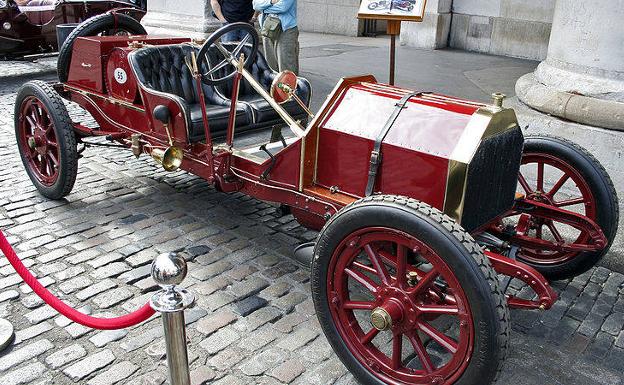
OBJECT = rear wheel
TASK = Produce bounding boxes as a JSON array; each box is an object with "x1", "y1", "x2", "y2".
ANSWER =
[
  {"x1": 57, "y1": 13, "x2": 146, "y2": 82},
  {"x1": 311, "y1": 195, "x2": 509, "y2": 385},
  {"x1": 503, "y1": 135, "x2": 618, "y2": 280},
  {"x1": 15, "y1": 81, "x2": 78, "y2": 199}
]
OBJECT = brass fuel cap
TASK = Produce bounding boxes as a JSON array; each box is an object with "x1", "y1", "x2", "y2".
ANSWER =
[{"x1": 371, "y1": 308, "x2": 392, "y2": 331}]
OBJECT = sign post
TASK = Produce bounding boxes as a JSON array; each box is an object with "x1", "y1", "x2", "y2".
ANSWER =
[{"x1": 357, "y1": 0, "x2": 427, "y2": 85}]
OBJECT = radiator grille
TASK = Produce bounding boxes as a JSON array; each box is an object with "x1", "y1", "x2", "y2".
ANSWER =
[{"x1": 461, "y1": 126, "x2": 524, "y2": 231}]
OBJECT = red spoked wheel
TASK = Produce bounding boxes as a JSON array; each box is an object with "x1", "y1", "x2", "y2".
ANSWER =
[
  {"x1": 18, "y1": 97, "x2": 61, "y2": 187},
  {"x1": 329, "y1": 228, "x2": 473, "y2": 384},
  {"x1": 15, "y1": 81, "x2": 78, "y2": 200},
  {"x1": 499, "y1": 135, "x2": 618, "y2": 280},
  {"x1": 312, "y1": 196, "x2": 509, "y2": 385}
]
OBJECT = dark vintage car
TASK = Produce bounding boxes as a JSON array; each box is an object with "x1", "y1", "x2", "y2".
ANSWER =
[{"x1": 0, "y1": 0, "x2": 145, "y2": 57}]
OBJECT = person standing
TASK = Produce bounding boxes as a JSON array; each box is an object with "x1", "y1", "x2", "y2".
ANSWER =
[
  {"x1": 252, "y1": 0, "x2": 299, "y2": 75},
  {"x1": 211, "y1": 0, "x2": 259, "y2": 42}
]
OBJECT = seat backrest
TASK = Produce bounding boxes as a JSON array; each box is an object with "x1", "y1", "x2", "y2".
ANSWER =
[{"x1": 130, "y1": 44, "x2": 225, "y2": 106}]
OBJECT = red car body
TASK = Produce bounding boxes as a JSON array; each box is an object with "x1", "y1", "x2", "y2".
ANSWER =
[{"x1": 0, "y1": 0, "x2": 143, "y2": 57}]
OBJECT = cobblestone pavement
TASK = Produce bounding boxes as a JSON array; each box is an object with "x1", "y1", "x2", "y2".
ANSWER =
[{"x1": 0, "y1": 63, "x2": 624, "y2": 385}]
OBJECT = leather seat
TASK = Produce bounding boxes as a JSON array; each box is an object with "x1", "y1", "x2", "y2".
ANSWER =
[
  {"x1": 207, "y1": 43, "x2": 311, "y2": 128},
  {"x1": 129, "y1": 44, "x2": 252, "y2": 142}
]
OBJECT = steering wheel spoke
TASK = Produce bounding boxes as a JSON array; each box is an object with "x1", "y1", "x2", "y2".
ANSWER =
[{"x1": 196, "y1": 22, "x2": 259, "y2": 86}]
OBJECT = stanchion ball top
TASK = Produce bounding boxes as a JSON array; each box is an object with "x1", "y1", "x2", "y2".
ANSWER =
[{"x1": 151, "y1": 252, "x2": 188, "y2": 287}]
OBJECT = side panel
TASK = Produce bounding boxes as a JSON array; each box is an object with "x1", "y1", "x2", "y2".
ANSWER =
[{"x1": 315, "y1": 128, "x2": 448, "y2": 210}]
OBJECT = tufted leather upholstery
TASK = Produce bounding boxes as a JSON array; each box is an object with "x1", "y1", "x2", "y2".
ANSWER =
[
  {"x1": 129, "y1": 44, "x2": 251, "y2": 142},
  {"x1": 207, "y1": 43, "x2": 311, "y2": 128}
]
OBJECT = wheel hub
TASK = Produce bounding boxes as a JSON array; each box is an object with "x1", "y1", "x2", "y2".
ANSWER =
[{"x1": 370, "y1": 308, "x2": 392, "y2": 331}]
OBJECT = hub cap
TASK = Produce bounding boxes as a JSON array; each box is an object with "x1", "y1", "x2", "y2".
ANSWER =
[
  {"x1": 328, "y1": 228, "x2": 474, "y2": 385},
  {"x1": 18, "y1": 97, "x2": 60, "y2": 187}
]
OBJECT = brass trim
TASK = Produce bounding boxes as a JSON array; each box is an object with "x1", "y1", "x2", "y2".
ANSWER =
[
  {"x1": 442, "y1": 106, "x2": 520, "y2": 222},
  {"x1": 63, "y1": 84, "x2": 145, "y2": 112},
  {"x1": 371, "y1": 308, "x2": 392, "y2": 331}
]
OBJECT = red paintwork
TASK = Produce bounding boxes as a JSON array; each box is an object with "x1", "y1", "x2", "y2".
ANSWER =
[
  {"x1": 0, "y1": 0, "x2": 144, "y2": 56},
  {"x1": 485, "y1": 250, "x2": 558, "y2": 310},
  {"x1": 68, "y1": 35, "x2": 190, "y2": 94},
  {"x1": 106, "y1": 47, "x2": 138, "y2": 103},
  {"x1": 315, "y1": 128, "x2": 449, "y2": 208},
  {"x1": 327, "y1": 227, "x2": 474, "y2": 384},
  {"x1": 27, "y1": 37, "x2": 610, "y2": 382},
  {"x1": 499, "y1": 151, "x2": 600, "y2": 264},
  {"x1": 17, "y1": 96, "x2": 60, "y2": 186}
]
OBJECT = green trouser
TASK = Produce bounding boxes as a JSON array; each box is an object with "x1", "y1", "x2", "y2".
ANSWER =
[{"x1": 263, "y1": 26, "x2": 300, "y2": 75}]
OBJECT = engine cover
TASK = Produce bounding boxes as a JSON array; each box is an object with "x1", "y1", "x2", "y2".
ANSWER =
[{"x1": 315, "y1": 81, "x2": 523, "y2": 231}]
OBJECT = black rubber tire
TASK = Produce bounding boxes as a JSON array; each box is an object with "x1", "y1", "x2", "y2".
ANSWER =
[
  {"x1": 57, "y1": 13, "x2": 146, "y2": 82},
  {"x1": 311, "y1": 195, "x2": 510, "y2": 385},
  {"x1": 14, "y1": 81, "x2": 78, "y2": 200},
  {"x1": 519, "y1": 135, "x2": 619, "y2": 280}
]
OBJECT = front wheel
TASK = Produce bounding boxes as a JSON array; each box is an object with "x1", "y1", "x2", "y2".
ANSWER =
[
  {"x1": 14, "y1": 81, "x2": 78, "y2": 200},
  {"x1": 311, "y1": 195, "x2": 509, "y2": 385}
]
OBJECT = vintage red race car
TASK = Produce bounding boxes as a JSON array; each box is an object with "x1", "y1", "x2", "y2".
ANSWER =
[
  {"x1": 0, "y1": 0, "x2": 144, "y2": 58},
  {"x1": 13, "y1": 22, "x2": 618, "y2": 385}
]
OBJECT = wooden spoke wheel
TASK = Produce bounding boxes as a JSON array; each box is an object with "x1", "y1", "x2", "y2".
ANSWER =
[
  {"x1": 501, "y1": 135, "x2": 618, "y2": 280},
  {"x1": 312, "y1": 196, "x2": 509, "y2": 385},
  {"x1": 15, "y1": 81, "x2": 78, "y2": 200}
]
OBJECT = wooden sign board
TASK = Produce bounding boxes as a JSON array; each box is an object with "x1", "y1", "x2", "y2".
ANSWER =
[{"x1": 357, "y1": 0, "x2": 427, "y2": 21}]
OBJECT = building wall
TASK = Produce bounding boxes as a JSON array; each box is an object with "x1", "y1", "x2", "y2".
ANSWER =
[
  {"x1": 449, "y1": 0, "x2": 555, "y2": 60},
  {"x1": 297, "y1": 0, "x2": 363, "y2": 37}
]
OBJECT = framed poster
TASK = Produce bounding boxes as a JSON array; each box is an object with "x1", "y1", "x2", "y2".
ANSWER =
[{"x1": 357, "y1": 0, "x2": 427, "y2": 21}]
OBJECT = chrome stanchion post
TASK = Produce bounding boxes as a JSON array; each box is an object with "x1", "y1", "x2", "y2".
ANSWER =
[{"x1": 150, "y1": 253, "x2": 195, "y2": 385}]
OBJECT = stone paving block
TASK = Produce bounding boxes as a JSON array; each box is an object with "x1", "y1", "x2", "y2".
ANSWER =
[
  {"x1": 65, "y1": 322, "x2": 92, "y2": 339},
  {"x1": 90, "y1": 329, "x2": 129, "y2": 348},
  {"x1": 294, "y1": 358, "x2": 348, "y2": 385},
  {"x1": 24, "y1": 305, "x2": 56, "y2": 325},
  {"x1": 199, "y1": 327, "x2": 240, "y2": 355},
  {"x1": 238, "y1": 324, "x2": 281, "y2": 353},
  {"x1": 45, "y1": 344, "x2": 87, "y2": 369},
  {"x1": 0, "y1": 290, "x2": 19, "y2": 303},
  {"x1": 235, "y1": 295, "x2": 268, "y2": 316},
  {"x1": 59, "y1": 276, "x2": 93, "y2": 294},
  {"x1": 190, "y1": 366, "x2": 216, "y2": 385},
  {"x1": 196, "y1": 310, "x2": 238, "y2": 336},
  {"x1": 93, "y1": 287, "x2": 134, "y2": 309},
  {"x1": 20, "y1": 293, "x2": 44, "y2": 309},
  {"x1": 76, "y1": 279, "x2": 118, "y2": 300},
  {"x1": 276, "y1": 326, "x2": 319, "y2": 351},
  {"x1": 54, "y1": 265, "x2": 86, "y2": 281},
  {"x1": 239, "y1": 348, "x2": 286, "y2": 376},
  {"x1": 87, "y1": 361, "x2": 139, "y2": 385},
  {"x1": 207, "y1": 346, "x2": 246, "y2": 371},
  {"x1": 0, "y1": 362, "x2": 47, "y2": 385},
  {"x1": 229, "y1": 276, "x2": 270, "y2": 300},
  {"x1": 0, "y1": 338, "x2": 54, "y2": 371},
  {"x1": 20, "y1": 276, "x2": 55, "y2": 294},
  {"x1": 194, "y1": 276, "x2": 231, "y2": 296},
  {"x1": 201, "y1": 292, "x2": 235, "y2": 312},
  {"x1": 273, "y1": 291, "x2": 307, "y2": 313},
  {"x1": 13, "y1": 321, "x2": 53, "y2": 344},
  {"x1": 268, "y1": 358, "x2": 306, "y2": 383},
  {"x1": 236, "y1": 306, "x2": 283, "y2": 332},
  {"x1": 88, "y1": 253, "x2": 125, "y2": 269},
  {"x1": 191, "y1": 261, "x2": 233, "y2": 281},
  {"x1": 601, "y1": 312, "x2": 624, "y2": 336},
  {"x1": 91, "y1": 262, "x2": 131, "y2": 279},
  {"x1": 63, "y1": 349, "x2": 116, "y2": 381},
  {"x1": 118, "y1": 265, "x2": 152, "y2": 284}
]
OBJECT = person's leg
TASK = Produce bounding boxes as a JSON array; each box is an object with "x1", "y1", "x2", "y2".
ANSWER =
[
  {"x1": 276, "y1": 27, "x2": 299, "y2": 74},
  {"x1": 221, "y1": 23, "x2": 237, "y2": 43},
  {"x1": 262, "y1": 36, "x2": 279, "y2": 71}
]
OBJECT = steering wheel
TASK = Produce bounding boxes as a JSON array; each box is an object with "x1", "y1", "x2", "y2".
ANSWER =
[{"x1": 196, "y1": 22, "x2": 260, "y2": 85}]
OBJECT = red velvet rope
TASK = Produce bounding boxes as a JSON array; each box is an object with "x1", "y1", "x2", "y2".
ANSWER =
[{"x1": 0, "y1": 231, "x2": 155, "y2": 330}]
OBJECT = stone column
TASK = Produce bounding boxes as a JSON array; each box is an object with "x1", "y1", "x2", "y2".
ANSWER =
[
  {"x1": 140, "y1": 0, "x2": 222, "y2": 39},
  {"x1": 516, "y1": 0, "x2": 624, "y2": 130},
  {"x1": 400, "y1": 0, "x2": 451, "y2": 49}
]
